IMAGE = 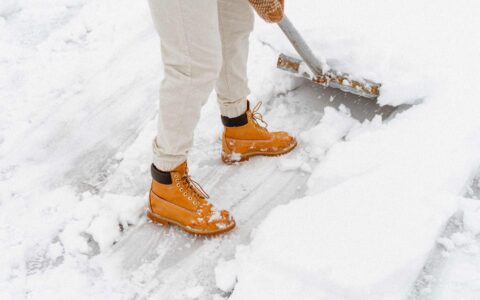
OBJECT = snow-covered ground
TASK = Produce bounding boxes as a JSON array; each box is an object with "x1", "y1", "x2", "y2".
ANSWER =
[{"x1": 1, "y1": 0, "x2": 480, "y2": 299}]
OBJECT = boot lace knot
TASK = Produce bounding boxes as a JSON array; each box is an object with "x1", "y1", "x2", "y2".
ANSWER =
[
  {"x1": 251, "y1": 101, "x2": 268, "y2": 130},
  {"x1": 176, "y1": 173, "x2": 210, "y2": 202}
]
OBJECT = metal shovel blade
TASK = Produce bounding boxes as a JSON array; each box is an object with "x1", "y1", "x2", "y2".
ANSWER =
[{"x1": 277, "y1": 16, "x2": 381, "y2": 99}]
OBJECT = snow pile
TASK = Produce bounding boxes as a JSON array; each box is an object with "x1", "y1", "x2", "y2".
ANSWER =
[
  {"x1": 0, "y1": 185, "x2": 144, "y2": 299},
  {"x1": 300, "y1": 105, "x2": 365, "y2": 159},
  {"x1": 461, "y1": 198, "x2": 480, "y2": 236},
  {"x1": 226, "y1": 0, "x2": 480, "y2": 299},
  {"x1": 257, "y1": 0, "x2": 478, "y2": 107},
  {"x1": 277, "y1": 105, "x2": 362, "y2": 173},
  {"x1": 0, "y1": 0, "x2": 157, "y2": 298},
  {"x1": 61, "y1": 192, "x2": 145, "y2": 253},
  {"x1": 433, "y1": 246, "x2": 480, "y2": 300},
  {"x1": 184, "y1": 286, "x2": 205, "y2": 299},
  {"x1": 432, "y1": 198, "x2": 480, "y2": 299},
  {"x1": 215, "y1": 259, "x2": 238, "y2": 293}
]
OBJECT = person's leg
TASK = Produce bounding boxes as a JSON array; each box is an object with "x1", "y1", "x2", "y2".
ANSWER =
[
  {"x1": 215, "y1": 0, "x2": 255, "y2": 118},
  {"x1": 149, "y1": 0, "x2": 223, "y2": 171},
  {"x1": 216, "y1": 0, "x2": 297, "y2": 164},
  {"x1": 147, "y1": 0, "x2": 235, "y2": 235}
]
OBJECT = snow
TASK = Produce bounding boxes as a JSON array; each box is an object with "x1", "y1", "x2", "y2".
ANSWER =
[
  {"x1": 260, "y1": 1, "x2": 479, "y2": 108},
  {"x1": 433, "y1": 248, "x2": 480, "y2": 300},
  {"x1": 226, "y1": 1, "x2": 480, "y2": 299},
  {"x1": 462, "y1": 198, "x2": 480, "y2": 235},
  {"x1": 184, "y1": 285, "x2": 205, "y2": 299},
  {"x1": 277, "y1": 157, "x2": 312, "y2": 173},
  {"x1": 437, "y1": 237, "x2": 456, "y2": 252},
  {"x1": 299, "y1": 105, "x2": 361, "y2": 160},
  {"x1": 431, "y1": 210, "x2": 480, "y2": 299},
  {"x1": 215, "y1": 259, "x2": 238, "y2": 293},
  {"x1": 430, "y1": 196, "x2": 480, "y2": 298},
  {"x1": 2, "y1": 0, "x2": 480, "y2": 299},
  {"x1": 1, "y1": 0, "x2": 157, "y2": 298}
]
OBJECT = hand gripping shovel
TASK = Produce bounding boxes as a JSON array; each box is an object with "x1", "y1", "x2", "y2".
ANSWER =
[{"x1": 276, "y1": 15, "x2": 381, "y2": 98}]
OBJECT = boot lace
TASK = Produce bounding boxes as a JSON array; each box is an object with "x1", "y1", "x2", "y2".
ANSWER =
[
  {"x1": 251, "y1": 101, "x2": 269, "y2": 130},
  {"x1": 178, "y1": 174, "x2": 210, "y2": 203}
]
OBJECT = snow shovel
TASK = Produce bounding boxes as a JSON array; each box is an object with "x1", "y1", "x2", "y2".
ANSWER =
[{"x1": 276, "y1": 15, "x2": 381, "y2": 98}]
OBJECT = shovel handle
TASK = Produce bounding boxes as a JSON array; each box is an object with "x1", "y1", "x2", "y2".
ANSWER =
[{"x1": 278, "y1": 15, "x2": 324, "y2": 76}]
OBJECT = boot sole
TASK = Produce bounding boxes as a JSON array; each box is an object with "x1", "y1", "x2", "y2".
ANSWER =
[
  {"x1": 147, "y1": 210, "x2": 236, "y2": 236},
  {"x1": 221, "y1": 139, "x2": 298, "y2": 164}
]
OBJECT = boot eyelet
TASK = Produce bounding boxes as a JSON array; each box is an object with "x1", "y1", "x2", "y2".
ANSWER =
[
  {"x1": 176, "y1": 183, "x2": 180, "y2": 187},
  {"x1": 188, "y1": 197, "x2": 192, "y2": 200},
  {"x1": 183, "y1": 192, "x2": 187, "y2": 196},
  {"x1": 180, "y1": 188, "x2": 184, "y2": 192}
]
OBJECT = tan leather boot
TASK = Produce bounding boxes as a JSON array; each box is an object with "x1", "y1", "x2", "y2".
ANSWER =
[
  {"x1": 148, "y1": 162, "x2": 235, "y2": 235},
  {"x1": 221, "y1": 101, "x2": 297, "y2": 164}
]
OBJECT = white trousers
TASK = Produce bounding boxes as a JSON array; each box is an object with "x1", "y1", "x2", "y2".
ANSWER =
[{"x1": 148, "y1": 0, "x2": 254, "y2": 171}]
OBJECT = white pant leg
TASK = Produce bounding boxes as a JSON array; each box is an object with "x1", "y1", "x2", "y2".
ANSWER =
[
  {"x1": 148, "y1": 0, "x2": 223, "y2": 171},
  {"x1": 216, "y1": 0, "x2": 255, "y2": 118}
]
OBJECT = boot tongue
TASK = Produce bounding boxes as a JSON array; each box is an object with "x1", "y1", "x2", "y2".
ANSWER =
[{"x1": 174, "y1": 161, "x2": 188, "y2": 176}]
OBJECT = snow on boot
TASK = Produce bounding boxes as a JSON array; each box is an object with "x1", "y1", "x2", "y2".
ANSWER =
[
  {"x1": 221, "y1": 101, "x2": 297, "y2": 164},
  {"x1": 148, "y1": 162, "x2": 235, "y2": 235}
]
